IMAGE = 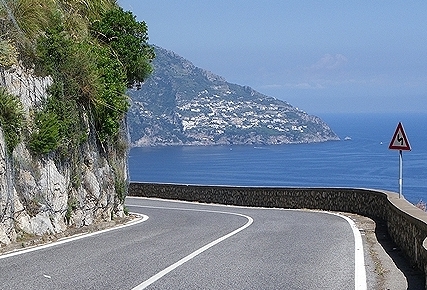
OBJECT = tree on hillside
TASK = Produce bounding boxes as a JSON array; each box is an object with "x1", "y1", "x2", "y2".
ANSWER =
[{"x1": 91, "y1": 7, "x2": 155, "y2": 88}]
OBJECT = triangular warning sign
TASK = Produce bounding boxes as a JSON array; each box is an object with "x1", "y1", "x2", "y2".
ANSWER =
[{"x1": 389, "y1": 122, "x2": 411, "y2": 151}]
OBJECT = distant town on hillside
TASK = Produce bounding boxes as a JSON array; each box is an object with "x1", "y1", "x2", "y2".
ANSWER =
[{"x1": 127, "y1": 46, "x2": 339, "y2": 147}]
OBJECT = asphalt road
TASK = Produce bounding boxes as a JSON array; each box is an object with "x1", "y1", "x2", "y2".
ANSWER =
[{"x1": 0, "y1": 197, "x2": 366, "y2": 289}]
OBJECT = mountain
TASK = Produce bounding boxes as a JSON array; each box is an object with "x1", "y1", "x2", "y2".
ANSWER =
[{"x1": 127, "y1": 46, "x2": 339, "y2": 146}]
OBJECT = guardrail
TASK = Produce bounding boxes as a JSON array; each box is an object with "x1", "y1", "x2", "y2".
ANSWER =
[{"x1": 129, "y1": 182, "x2": 427, "y2": 287}]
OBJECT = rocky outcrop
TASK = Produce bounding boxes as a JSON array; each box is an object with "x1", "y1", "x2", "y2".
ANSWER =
[{"x1": 0, "y1": 66, "x2": 127, "y2": 245}]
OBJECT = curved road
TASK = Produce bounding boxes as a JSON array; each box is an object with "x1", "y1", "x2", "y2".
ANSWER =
[{"x1": 0, "y1": 197, "x2": 366, "y2": 289}]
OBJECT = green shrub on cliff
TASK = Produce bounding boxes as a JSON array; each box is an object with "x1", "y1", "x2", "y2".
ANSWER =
[
  {"x1": 91, "y1": 7, "x2": 154, "y2": 86},
  {"x1": 29, "y1": 110, "x2": 60, "y2": 155},
  {"x1": 0, "y1": 0, "x2": 155, "y2": 155},
  {"x1": 0, "y1": 88, "x2": 24, "y2": 153},
  {"x1": 0, "y1": 39, "x2": 18, "y2": 68},
  {"x1": 90, "y1": 44, "x2": 129, "y2": 141}
]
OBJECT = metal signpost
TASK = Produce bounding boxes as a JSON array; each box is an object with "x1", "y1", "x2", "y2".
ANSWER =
[{"x1": 388, "y1": 122, "x2": 411, "y2": 198}]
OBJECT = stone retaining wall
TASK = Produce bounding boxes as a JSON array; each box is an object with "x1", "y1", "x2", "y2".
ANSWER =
[{"x1": 129, "y1": 182, "x2": 427, "y2": 287}]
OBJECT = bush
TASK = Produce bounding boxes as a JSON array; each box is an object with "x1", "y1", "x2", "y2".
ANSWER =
[
  {"x1": 35, "y1": 21, "x2": 132, "y2": 144},
  {"x1": 91, "y1": 44, "x2": 128, "y2": 141},
  {"x1": 29, "y1": 109, "x2": 60, "y2": 155},
  {"x1": 115, "y1": 178, "x2": 126, "y2": 204},
  {"x1": 45, "y1": 84, "x2": 88, "y2": 155},
  {"x1": 65, "y1": 196, "x2": 78, "y2": 224},
  {"x1": 0, "y1": 88, "x2": 24, "y2": 153},
  {"x1": 91, "y1": 7, "x2": 154, "y2": 86},
  {"x1": 0, "y1": 39, "x2": 18, "y2": 68}
]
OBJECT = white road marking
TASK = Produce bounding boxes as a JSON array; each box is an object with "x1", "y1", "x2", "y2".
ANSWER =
[
  {"x1": 128, "y1": 204, "x2": 254, "y2": 290},
  {"x1": 329, "y1": 212, "x2": 367, "y2": 290},
  {"x1": 1, "y1": 195, "x2": 367, "y2": 290},
  {"x1": 128, "y1": 198, "x2": 367, "y2": 290},
  {"x1": 0, "y1": 214, "x2": 149, "y2": 260}
]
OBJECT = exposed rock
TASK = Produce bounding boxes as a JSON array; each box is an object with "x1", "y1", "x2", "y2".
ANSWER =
[
  {"x1": 14, "y1": 196, "x2": 32, "y2": 235},
  {"x1": 0, "y1": 65, "x2": 127, "y2": 246},
  {"x1": 40, "y1": 159, "x2": 68, "y2": 213},
  {"x1": 0, "y1": 224, "x2": 11, "y2": 245},
  {"x1": 30, "y1": 212, "x2": 55, "y2": 236},
  {"x1": 0, "y1": 66, "x2": 52, "y2": 114}
]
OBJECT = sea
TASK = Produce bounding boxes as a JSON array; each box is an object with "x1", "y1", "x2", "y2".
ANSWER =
[{"x1": 128, "y1": 113, "x2": 427, "y2": 205}]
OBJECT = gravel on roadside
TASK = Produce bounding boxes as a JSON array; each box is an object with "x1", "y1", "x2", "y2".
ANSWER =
[{"x1": 344, "y1": 212, "x2": 425, "y2": 290}]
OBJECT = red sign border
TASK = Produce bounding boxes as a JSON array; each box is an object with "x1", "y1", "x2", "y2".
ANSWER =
[{"x1": 389, "y1": 122, "x2": 411, "y2": 151}]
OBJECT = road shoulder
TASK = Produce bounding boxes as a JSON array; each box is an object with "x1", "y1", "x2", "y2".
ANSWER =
[
  {"x1": 344, "y1": 213, "x2": 425, "y2": 290},
  {"x1": 0, "y1": 215, "x2": 138, "y2": 256}
]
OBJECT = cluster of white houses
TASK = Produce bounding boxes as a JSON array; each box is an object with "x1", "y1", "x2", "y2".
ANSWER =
[{"x1": 177, "y1": 93, "x2": 307, "y2": 134}]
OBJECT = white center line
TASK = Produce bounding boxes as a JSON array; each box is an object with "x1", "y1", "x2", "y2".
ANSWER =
[
  {"x1": 130, "y1": 202, "x2": 367, "y2": 290},
  {"x1": 128, "y1": 205, "x2": 254, "y2": 290}
]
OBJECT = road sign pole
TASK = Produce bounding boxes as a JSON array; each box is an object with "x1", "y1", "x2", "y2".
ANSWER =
[
  {"x1": 388, "y1": 122, "x2": 410, "y2": 198},
  {"x1": 399, "y1": 150, "x2": 402, "y2": 198}
]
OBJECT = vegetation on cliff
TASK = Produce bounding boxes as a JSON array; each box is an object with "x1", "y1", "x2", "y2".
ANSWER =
[
  {"x1": 0, "y1": 0, "x2": 154, "y2": 237},
  {"x1": 0, "y1": 87, "x2": 24, "y2": 152},
  {"x1": 0, "y1": 0, "x2": 154, "y2": 171},
  {"x1": 0, "y1": 0, "x2": 154, "y2": 155}
]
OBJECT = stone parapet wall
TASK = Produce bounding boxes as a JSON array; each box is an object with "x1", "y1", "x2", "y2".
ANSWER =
[{"x1": 129, "y1": 182, "x2": 427, "y2": 287}]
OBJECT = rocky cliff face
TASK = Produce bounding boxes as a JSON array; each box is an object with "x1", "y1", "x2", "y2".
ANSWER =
[{"x1": 0, "y1": 66, "x2": 127, "y2": 245}]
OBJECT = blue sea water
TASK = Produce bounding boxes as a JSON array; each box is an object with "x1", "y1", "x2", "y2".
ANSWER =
[{"x1": 128, "y1": 113, "x2": 427, "y2": 204}]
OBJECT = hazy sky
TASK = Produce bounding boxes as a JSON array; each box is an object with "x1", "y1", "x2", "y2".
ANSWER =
[{"x1": 118, "y1": 1, "x2": 427, "y2": 114}]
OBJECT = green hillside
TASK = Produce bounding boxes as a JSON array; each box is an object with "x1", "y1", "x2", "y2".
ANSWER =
[{"x1": 128, "y1": 46, "x2": 339, "y2": 146}]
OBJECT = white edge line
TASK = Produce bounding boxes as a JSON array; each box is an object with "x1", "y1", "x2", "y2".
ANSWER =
[
  {"x1": 0, "y1": 214, "x2": 149, "y2": 260},
  {"x1": 328, "y1": 212, "x2": 367, "y2": 290},
  {"x1": 129, "y1": 204, "x2": 254, "y2": 290},
  {"x1": 128, "y1": 198, "x2": 367, "y2": 290}
]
